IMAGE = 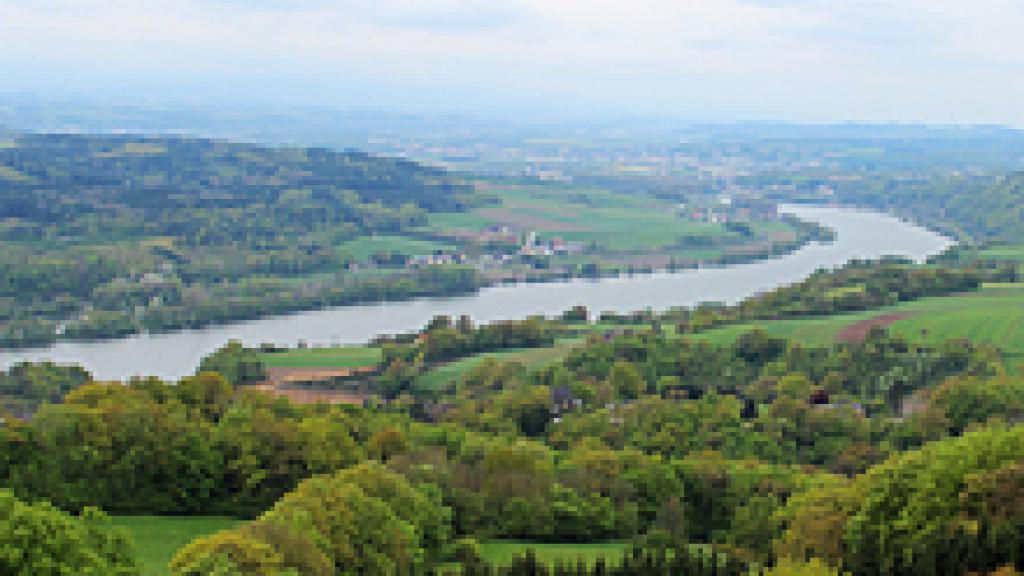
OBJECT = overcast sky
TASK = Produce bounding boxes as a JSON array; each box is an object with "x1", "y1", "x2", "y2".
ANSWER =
[{"x1": 2, "y1": 0, "x2": 1022, "y2": 125}]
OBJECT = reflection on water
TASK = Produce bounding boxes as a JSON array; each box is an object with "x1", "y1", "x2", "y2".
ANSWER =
[{"x1": 0, "y1": 205, "x2": 952, "y2": 380}]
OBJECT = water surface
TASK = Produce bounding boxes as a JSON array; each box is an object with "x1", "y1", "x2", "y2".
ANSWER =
[{"x1": 0, "y1": 205, "x2": 952, "y2": 380}]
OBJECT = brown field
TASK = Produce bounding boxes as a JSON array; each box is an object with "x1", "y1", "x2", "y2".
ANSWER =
[
  {"x1": 247, "y1": 383, "x2": 369, "y2": 405},
  {"x1": 837, "y1": 312, "x2": 918, "y2": 343},
  {"x1": 245, "y1": 366, "x2": 377, "y2": 405}
]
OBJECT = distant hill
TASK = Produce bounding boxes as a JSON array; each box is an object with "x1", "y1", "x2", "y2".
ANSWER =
[
  {"x1": 0, "y1": 131, "x2": 480, "y2": 348},
  {"x1": 0, "y1": 132, "x2": 473, "y2": 240}
]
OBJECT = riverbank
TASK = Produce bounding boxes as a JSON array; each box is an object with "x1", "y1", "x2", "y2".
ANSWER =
[{"x1": 0, "y1": 206, "x2": 951, "y2": 380}]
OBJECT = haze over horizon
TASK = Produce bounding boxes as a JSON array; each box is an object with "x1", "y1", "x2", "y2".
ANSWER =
[{"x1": 2, "y1": 0, "x2": 1023, "y2": 127}]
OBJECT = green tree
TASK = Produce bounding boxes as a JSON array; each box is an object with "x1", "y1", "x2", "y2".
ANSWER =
[
  {"x1": 609, "y1": 361, "x2": 645, "y2": 400},
  {"x1": 0, "y1": 490, "x2": 139, "y2": 576},
  {"x1": 197, "y1": 341, "x2": 267, "y2": 386}
]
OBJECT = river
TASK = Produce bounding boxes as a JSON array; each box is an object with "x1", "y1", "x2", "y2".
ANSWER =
[{"x1": 0, "y1": 205, "x2": 952, "y2": 380}]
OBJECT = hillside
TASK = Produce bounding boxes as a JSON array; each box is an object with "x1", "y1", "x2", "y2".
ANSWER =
[{"x1": 0, "y1": 132, "x2": 817, "y2": 349}]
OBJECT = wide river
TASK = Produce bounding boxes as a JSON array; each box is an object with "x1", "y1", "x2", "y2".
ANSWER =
[{"x1": 0, "y1": 205, "x2": 952, "y2": 380}]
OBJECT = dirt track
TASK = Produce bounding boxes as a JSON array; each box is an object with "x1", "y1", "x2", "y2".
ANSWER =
[{"x1": 836, "y1": 312, "x2": 917, "y2": 343}]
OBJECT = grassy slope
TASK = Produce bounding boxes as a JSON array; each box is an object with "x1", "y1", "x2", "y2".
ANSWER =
[
  {"x1": 692, "y1": 283, "x2": 1024, "y2": 369},
  {"x1": 415, "y1": 339, "x2": 583, "y2": 392},
  {"x1": 260, "y1": 346, "x2": 383, "y2": 368},
  {"x1": 111, "y1": 516, "x2": 241, "y2": 576}
]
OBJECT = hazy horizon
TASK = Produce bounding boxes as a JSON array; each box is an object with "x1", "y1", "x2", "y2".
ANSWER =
[{"x1": 2, "y1": 1, "x2": 1024, "y2": 127}]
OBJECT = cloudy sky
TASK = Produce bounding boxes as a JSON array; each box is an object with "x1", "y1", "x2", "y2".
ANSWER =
[{"x1": 2, "y1": 0, "x2": 1022, "y2": 125}]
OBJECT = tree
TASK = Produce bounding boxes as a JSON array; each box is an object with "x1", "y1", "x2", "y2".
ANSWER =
[
  {"x1": 168, "y1": 529, "x2": 287, "y2": 576},
  {"x1": 609, "y1": 361, "x2": 645, "y2": 400},
  {"x1": 0, "y1": 490, "x2": 139, "y2": 576},
  {"x1": 197, "y1": 341, "x2": 266, "y2": 386}
]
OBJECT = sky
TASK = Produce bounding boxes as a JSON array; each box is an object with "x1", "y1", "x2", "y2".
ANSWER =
[{"x1": 1, "y1": 0, "x2": 1023, "y2": 126}]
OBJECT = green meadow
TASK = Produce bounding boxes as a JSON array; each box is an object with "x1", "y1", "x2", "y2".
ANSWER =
[
  {"x1": 415, "y1": 339, "x2": 583, "y2": 392},
  {"x1": 420, "y1": 185, "x2": 789, "y2": 253},
  {"x1": 693, "y1": 283, "x2": 1024, "y2": 370},
  {"x1": 260, "y1": 345, "x2": 383, "y2": 368},
  {"x1": 112, "y1": 516, "x2": 241, "y2": 576}
]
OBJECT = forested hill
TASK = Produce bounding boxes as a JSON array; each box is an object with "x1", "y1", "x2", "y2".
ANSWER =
[
  {"x1": 0, "y1": 131, "x2": 474, "y2": 241},
  {"x1": 0, "y1": 131, "x2": 483, "y2": 348},
  {"x1": 829, "y1": 171, "x2": 1024, "y2": 244}
]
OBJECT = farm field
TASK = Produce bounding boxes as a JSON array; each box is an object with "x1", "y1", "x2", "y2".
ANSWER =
[
  {"x1": 479, "y1": 540, "x2": 630, "y2": 568},
  {"x1": 340, "y1": 235, "x2": 455, "y2": 260},
  {"x1": 419, "y1": 184, "x2": 794, "y2": 254},
  {"x1": 415, "y1": 338, "x2": 584, "y2": 392},
  {"x1": 692, "y1": 283, "x2": 1024, "y2": 369},
  {"x1": 111, "y1": 516, "x2": 241, "y2": 576},
  {"x1": 978, "y1": 244, "x2": 1024, "y2": 262},
  {"x1": 260, "y1": 345, "x2": 383, "y2": 368}
]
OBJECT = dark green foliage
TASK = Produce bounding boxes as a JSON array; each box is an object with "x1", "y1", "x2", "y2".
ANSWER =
[
  {"x1": 459, "y1": 545, "x2": 749, "y2": 575},
  {"x1": 197, "y1": 341, "x2": 266, "y2": 385},
  {"x1": 0, "y1": 361, "x2": 91, "y2": 413},
  {"x1": 0, "y1": 132, "x2": 478, "y2": 348}
]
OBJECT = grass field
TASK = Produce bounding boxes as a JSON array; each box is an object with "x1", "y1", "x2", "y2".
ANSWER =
[
  {"x1": 340, "y1": 235, "x2": 455, "y2": 261},
  {"x1": 978, "y1": 244, "x2": 1024, "y2": 262},
  {"x1": 415, "y1": 339, "x2": 582, "y2": 392},
  {"x1": 420, "y1": 185, "x2": 787, "y2": 254},
  {"x1": 479, "y1": 540, "x2": 629, "y2": 567},
  {"x1": 112, "y1": 516, "x2": 241, "y2": 576},
  {"x1": 260, "y1": 345, "x2": 383, "y2": 368},
  {"x1": 692, "y1": 283, "x2": 1024, "y2": 370}
]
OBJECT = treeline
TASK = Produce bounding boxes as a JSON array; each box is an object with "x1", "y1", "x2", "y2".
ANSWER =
[{"x1": 659, "y1": 259, "x2": 1014, "y2": 332}]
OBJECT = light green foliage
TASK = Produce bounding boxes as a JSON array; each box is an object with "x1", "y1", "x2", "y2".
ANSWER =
[
  {"x1": 780, "y1": 425, "x2": 1024, "y2": 575},
  {"x1": 0, "y1": 490, "x2": 139, "y2": 575},
  {"x1": 171, "y1": 462, "x2": 451, "y2": 575}
]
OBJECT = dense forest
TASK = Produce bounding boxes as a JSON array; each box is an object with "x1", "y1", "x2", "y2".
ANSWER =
[
  {"x1": 826, "y1": 172, "x2": 1024, "y2": 244},
  {"x1": 2, "y1": 258, "x2": 1021, "y2": 574},
  {"x1": 0, "y1": 132, "x2": 482, "y2": 348}
]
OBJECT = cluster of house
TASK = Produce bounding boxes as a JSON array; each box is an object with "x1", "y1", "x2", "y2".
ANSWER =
[
  {"x1": 517, "y1": 231, "x2": 585, "y2": 257},
  {"x1": 405, "y1": 226, "x2": 585, "y2": 268},
  {"x1": 677, "y1": 196, "x2": 781, "y2": 225}
]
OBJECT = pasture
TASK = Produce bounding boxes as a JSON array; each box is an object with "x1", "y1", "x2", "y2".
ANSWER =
[
  {"x1": 339, "y1": 235, "x2": 455, "y2": 261},
  {"x1": 260, "y1": 345, "x2": 383, "y2": 369},
  {"x1": 420, "y1": 185, "x2": 789, "y2": 254},
  {"x1": 415, "y1": 339, "x2": 583, "y2": 392},
  {"x1": 691, "y1": 283, "x2": 1024, "y2": 370},
  {"x1": 111, "y1": 516, "x2": 241, "y2": 576},
  {"x1": 978, "y1": 244, "x2": 1024, "y2": 262}
]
